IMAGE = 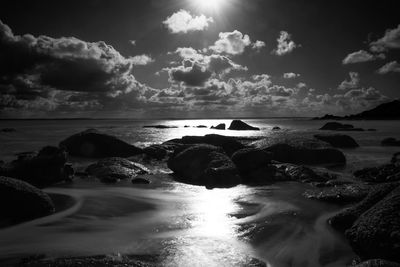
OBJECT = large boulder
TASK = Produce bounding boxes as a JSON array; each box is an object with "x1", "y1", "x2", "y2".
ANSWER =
[
  {"x1": 86, "y1": 157, "x2": 149, "y2": 183},
  {"x1": 167, "y1": 145, "x2": 241, "y2": 189},
  {"x1": 0, "y1": 146, "x2": 72, "y2": 187},
  {"x1": 382, "y1": 138, "x2": 400, "y2": 146},
  {"x1": 314, "y1": 134, "x2": 359, "y2": 148},
  {"x1": 345, "y1": 185, "x2": 400, "y2": 262},
  {"x1": 0, "y1": 176, "x2": 55, "y2": 226},
  {"x1": 164, "y1": 134, "x2": 245, "y2": 156},
  {"x1": 231, "y1": 148, "x2": 277, "y2": 184},
  {"x1": 59, "y1": 129, "x2": 143, "y2": 158},
  {"x1": 264, "y1": 143, "x2": 346, "y2": 165},
  {"x1": 228, "y1": 120, "x2": 260, "y2": 131},
  {"x1": 320, "y1": 122, "x2": 364, "y2": 131}
]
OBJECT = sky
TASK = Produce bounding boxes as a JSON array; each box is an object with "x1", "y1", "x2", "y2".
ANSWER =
[{"x1": 0, "y1": 0, "x2": 399, "y2": 118}]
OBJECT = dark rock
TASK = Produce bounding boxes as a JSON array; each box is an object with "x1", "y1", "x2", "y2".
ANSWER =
[
  {"x1": 392, "y1": 152, "x2": 400, "y2": 164},
  {"x1": 264, "y1": 143, "x2": 346, "y2": 165},
  {"x1": 304, "y1": 184, "x2": 370, "y2": 204},
  {"x1": 354, "y1": 259, "x2": 400, "y2": 267},
  {"x1": 1, "y1": 128, "x2": 16, "y2": 132},
  {"x1": 143, "y1": 144, "x2": 169, "y2": 160},
  {"x1": 381, "y1": 138, "x2": 400, "y2": 146},
  {"x1": 143, "y1": 125, "x2": 178, "y2": 129},
  {"x1": 345, "y1": 185, "x2": 400, "y2": 262},
  {"x1": 196, "y1": 125, "x2": 207, "y2": 128},
  {"x1": 167, "y1": 145, "x2": 241, "y2": 189},
  {"x1": 272, "y1": 127, "x2": 281, "y2": 130},
  {"x1": 231, "y1": 148, "x2": 273, "y2": 173},
  {"x1": 0, "y1": 176, "x2": 55, "y2": 226},
  {"x1": 211, "y1": 123, "x2": 226, "y2": 130},
  {"x1": 60, "y1": 129, "x2": 143, "y2": 158},
  {"x1": 367, "y1": 129, "x2": 377, "y2": 132},
  {"x1": 354, "y1": 164, "x2": 400, "y2": 183},
  {"x1": 0, "y1": 146, "x2": 71, "y2": 187},
  {"x1": 319, "y1": 122, "x2": 361, "y2": 131},
  {"x1": 131, "y1": 178, "x2": 151, "y2": 184},
  {"x1": 164, "y1": 134, "x2": 245, "y2": 156},
  {"x1": 279, "y1": 164, "x2": 330, "y2": 183},
  {"x1": 86, "y1": 157, "x2": 149, "y2": 183},
  {"x1": 314, "y1": 134, "x2": 359, "y2": 148},
  {"x1": 228, "y1": 120, "x2": 260, "y2": 131},
  {"x1": 329, "y1": 183, "x2": 399, "y2": 233}
]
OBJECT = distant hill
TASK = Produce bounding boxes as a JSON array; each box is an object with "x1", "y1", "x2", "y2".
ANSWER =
[{"x1": 313, "y1": 100, "x2": 400, "y2": 120}]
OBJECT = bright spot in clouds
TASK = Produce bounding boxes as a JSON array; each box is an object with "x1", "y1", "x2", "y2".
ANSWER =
[{"x1": 191, "y1": 0, "x2": 227, "y2": 11}]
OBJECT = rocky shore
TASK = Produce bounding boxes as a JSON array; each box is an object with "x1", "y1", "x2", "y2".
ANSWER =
[{"x1": 1, "y1": 119, "x2": 400, "y2": 266}]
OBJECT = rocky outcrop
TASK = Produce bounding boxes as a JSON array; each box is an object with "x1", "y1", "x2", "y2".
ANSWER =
[
  {"x1": 167, "y1": 145, "x2": 241, "y2": 189},
  {"x1": 319, "y1": 122, "x2": 364, "y2": 131},
  {"x1": 314, "y1": 134, "x2": 359, "y2": 148},
  {"x1": 304, "y1": 183, "x2": 370, "y2": 204},
  {"x1": 86, "y1": 157, "x2": 149, "y2": 183},
  {"x1": 345, "y1": 185, "x2": 400, "y2": 262},
  {"x1": 164, "y1": 134, "x2": 245, "y2": 156},
  {"x1": 0, "y1": 176, "x2": 55, "y2": 226},
  {"x1": 354, "y1": 163, "x2": 400, "y2": 183},
  {"x1": 381, "y1": 138, "x2": 400, "y2": 146},
  {"x1": 59, "y1": 129, "x2": 143, "y2": 158},
  {"x1": 211, "y1": 123, "x2": 226, "y2": 130},
  {"x1": 0, "y1": 146, "x2": 72, "y2": 187},
  {"x1": 228, "y1": 120, "x2": 260, "y2": 131}
]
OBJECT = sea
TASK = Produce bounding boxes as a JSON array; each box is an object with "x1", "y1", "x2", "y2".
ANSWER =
[{"x1": 0, "y1": 118, "x2": 399, "y2": 267}]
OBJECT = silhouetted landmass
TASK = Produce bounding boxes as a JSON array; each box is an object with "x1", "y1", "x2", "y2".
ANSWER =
[{"x1": 313, "y1": 100, "x2": 400, "y2": 120}]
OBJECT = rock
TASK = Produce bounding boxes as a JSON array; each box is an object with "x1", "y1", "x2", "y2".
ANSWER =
[
  {"x1": 314, "y1": 134, "x2": 359, "y2": 148},
  {"x1": 0, "y1": 146, "x2": 71, "y2": 187},
  {"x1": 59, "y1": 129, "x2": 143, "y2": 158},
  {"x1": 354, "y1": 164, "x2": 400, "y2": 183},
  {"x1": 211, "y1": 123, "x2": 226, "y2": 130},
  {"x1": 143, "y1": 144, "x2": 172, "y2": 160},
  {"x1": 345, "y1": 185, "x2": 400, "y2": 262},
  {"x1": 167, "y1": 145, "x2": 241, "y2": 189},
  {"x1": 367, "y1": 129, "x2": 377, "y2": 132},
  {"x1": 382, "y1": 138, "x2": 400, "y2": 146},
  {"x1": 272, "y1": 127, "x2": 281, "y2": 130},
  {"x1": 279, "y1": 164, "x2": 330, "y2": 183},
  {"x1": 1, "y1": 128, "x2": 16, "y2": 132},
  {"x1": 0, "y1": 176, "x2": 55, "y2": 226},
  {"x1": 86, "y1": 157, "x2": 149, "y2": 183},
  {"x1": 354, "y1": 259, "x2": 400, "y2": 267},
  {"x1": 131, "y1": 178, "x2": 151, "y2": 184},
  {"x1": 304, "y1": 184, "x2": 370, "y2": 204},
  {"x1": 319, "y1": 122, "x2": 363, "y2": 131},
  {"x1": 263, "y1": 143, "x2": 346, "y2": 165},
  {"x1": 143, "y1": 125, "x2": 178, "y2": 129},
  {"x1": 164, "y1": 134, "x2": 245, "y2": 156},
  {"x1": 392, "y1": 152, "x2": 400, "y2": 164},
  {"x1": 228, "y1": 120, "x2": 260, "y2": 131},
  {"x1": 329, "y1": 183, "x2": 399, "y2": 233},
  {"x1": 196, "y1": 125, "x2": 207, "y2": 128}
]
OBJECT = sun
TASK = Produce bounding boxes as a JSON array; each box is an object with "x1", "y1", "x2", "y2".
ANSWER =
[{"x1": 191, "y1": 0, "x2": 226, "y2": 11}]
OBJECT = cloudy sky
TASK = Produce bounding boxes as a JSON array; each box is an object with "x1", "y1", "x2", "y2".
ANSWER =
[{"x1": 0, "y1": 0, "x2": 399, "y2": 118}]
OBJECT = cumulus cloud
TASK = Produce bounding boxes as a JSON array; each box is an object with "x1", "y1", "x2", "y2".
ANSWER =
[
  {"x1": 338, "y1": 72, "x2": 360, "y2": 90},
  {"x1": 131, "y1": 54, "x2": 154, "y2": 65},
  {"x1": 209, "y1": 30, "x2": 252, "y2": 55},
  {"x1": 370, "y1": 24, "x2": 400, "y2": 52},
  {"x1": 377, "y1": 61, "x2": 400, "y2": 74},
  {"x1": 252, "y1": 40, "x2": 266, "y2": 52},
  {"x1": 272, "y1": 31, "x2": 298, "y2": 56},
  {"x1": 283, "y1": 72, "x2": 300, "y2": 79},
  {"x1": 342, "y1": 50, "x2": 385, "y2": 64},
  {"x1": 169, "y1": 62, "x2": 212, "y2": 87},
  {"x1": 163, "y1": 10, "x2": 213, "y2": 34}
]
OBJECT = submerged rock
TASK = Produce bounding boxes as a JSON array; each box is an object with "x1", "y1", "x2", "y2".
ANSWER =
[
  {"x1": 86, "y1": 157, "x2": 149, "y2": 183},
  {"x1": 381, "y1": 137, "x2": 400, "y2": 146},
  {"x1": 0, "y1": 146, "x2": 71, "y2": 187},
  {"x1": 272, "y1": 126, "x2": 281, "y2": 130},
  {"x1": 346, "y1": 185, "x2": 400, "y2": 262},
  {"x1": 319, "y1": 122, "x2": 364, "y2": 131},
  {"x1": 228, "y1": 120, "x2": 260, "y2": 131},
  {"x1": 0, "y1": 176, "x2": 55, "y2": 226},
  {"x1": 60, "y1": 129, "x2": 143, "y2": 158},
  {"x1": 304, "y1": 184, "x2": 370, "y2": 204},
  {"x1": 164, "y1": 134, "x2": 245, "y2": 156},
  {"x1": 314, "y1": 134, "x2": 359, "y2": 148},
  {"x1": 167, "y1": 145, "x2": 241, "y2": 189},
  {"x1": 143, "y1": 125, "x2": 178, "y2": 129},
  {"x1": 211, "y1": 123, "x2": 226, "y2": 130}
]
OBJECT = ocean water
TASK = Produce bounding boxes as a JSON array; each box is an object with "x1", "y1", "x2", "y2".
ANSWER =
[{"x1": 0, "y1": 118, "x2": 399, "y2": 266}]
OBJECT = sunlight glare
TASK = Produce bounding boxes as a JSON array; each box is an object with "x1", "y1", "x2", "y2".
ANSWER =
[{"x1": 191, "y1": 0, "x2": 226, "y2": 11}]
